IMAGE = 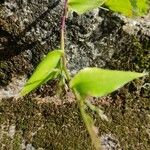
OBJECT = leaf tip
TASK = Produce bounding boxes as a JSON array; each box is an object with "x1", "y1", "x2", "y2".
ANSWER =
[{"x1": 137, "y1": 72, "x2": 148, "y2": 78}]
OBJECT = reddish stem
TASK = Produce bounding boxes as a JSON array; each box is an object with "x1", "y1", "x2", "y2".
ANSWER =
[{"x1": 61, "y1": 0, "x2": 68, "y2": 51}]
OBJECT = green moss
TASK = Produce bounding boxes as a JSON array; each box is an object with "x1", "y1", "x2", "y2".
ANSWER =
[
  {"x1": 0, "y1": 69, "x2": 150, "y2": 150},
  {"x1": 95, "y1": 83, "x2": 150, "y2": 150},
  {"x1": 1, "y1": 134, "x2": 12, "y2": 150},
  {"x1": 13, "y1": 132, "x2": 22, "y2": 150},
  {"x1": 0, "y1": 30, "x2": 149, "y2": 149}
]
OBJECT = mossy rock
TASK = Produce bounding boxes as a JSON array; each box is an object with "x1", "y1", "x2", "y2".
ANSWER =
[{"x1": 0, "y1": 0, "x2": 150, "y2": 149}]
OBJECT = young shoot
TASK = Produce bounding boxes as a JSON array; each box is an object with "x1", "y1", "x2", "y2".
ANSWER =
[{"x1": 20, "y1": 0, "x2": 149, "y2": 149}]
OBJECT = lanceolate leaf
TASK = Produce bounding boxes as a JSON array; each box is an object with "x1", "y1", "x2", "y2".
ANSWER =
[
  {"x1": 105, "y1": 0, "x2": 149, "y2": 16},
  {"x1": 20, "y1": 50, "x2": 63, "y2": 96},
  {"x1": 70, "y1": 67, "x2": 147, "y2": 97},
  {"x1": 68, "y1": 0, "x2": 106, "y2": 14}
]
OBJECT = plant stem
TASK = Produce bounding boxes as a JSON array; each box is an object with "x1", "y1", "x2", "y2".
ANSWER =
[
  {"x1": 60, "y1": 0, "x2": 70, "y2": 81},
  {"x1": 61, "y1": 0, "x2": 68, "y2": 51},
  {"x1": 60, "y1": 1, "x2": 101, "y2": 149},
  {"x1": 72, "y1": 89, "x2": 101, "y2": 150}
]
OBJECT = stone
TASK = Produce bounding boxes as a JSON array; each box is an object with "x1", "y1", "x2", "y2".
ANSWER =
[{"x1": 0, "y1": 0, "x2": 150, "y2": 149}]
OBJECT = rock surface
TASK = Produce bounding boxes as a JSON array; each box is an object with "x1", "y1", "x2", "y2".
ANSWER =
[{"x1": 0, "y1": 0, "x2": 150, "y2": 149}]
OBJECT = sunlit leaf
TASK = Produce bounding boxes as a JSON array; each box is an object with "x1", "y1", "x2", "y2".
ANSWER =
[
  {"x1": 105, "y1": 0, "x2": 149, "y2": 16},
  {"x1": 68, "y1": 0, "x2": 106, "y2": 14},
  {"x1": 20, "y1": 50, "x2": 63, "y2": 96},
  {"x1": 136, "y1": 0, "x2": 149, "y2": 15},
  {"x1": 70, "y1": 67, "x2": 147, "y2": 97},
  {"x1": 130, "y1": 0, "x2": 138, "y2": 16}
]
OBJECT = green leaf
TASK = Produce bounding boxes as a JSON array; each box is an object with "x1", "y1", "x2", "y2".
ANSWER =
[
  {"x1": 136, "y1": 0, "x2": 149, "y2": 15},
  {"x1": 70, "y1": 67, "x2": 147, "y2": 97},
  {"x1": 130, "y1": 0, "x2": 138, "y2": 16},
  {"x1": 105, "y1": 0, "x2": 149, "y2": 16},
  {"x1": 20, "y1": 50, "x2": 63, "y2": 96},
  {"x1": 68, "y1": 0, "x2": 106, "y2": 14}
]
